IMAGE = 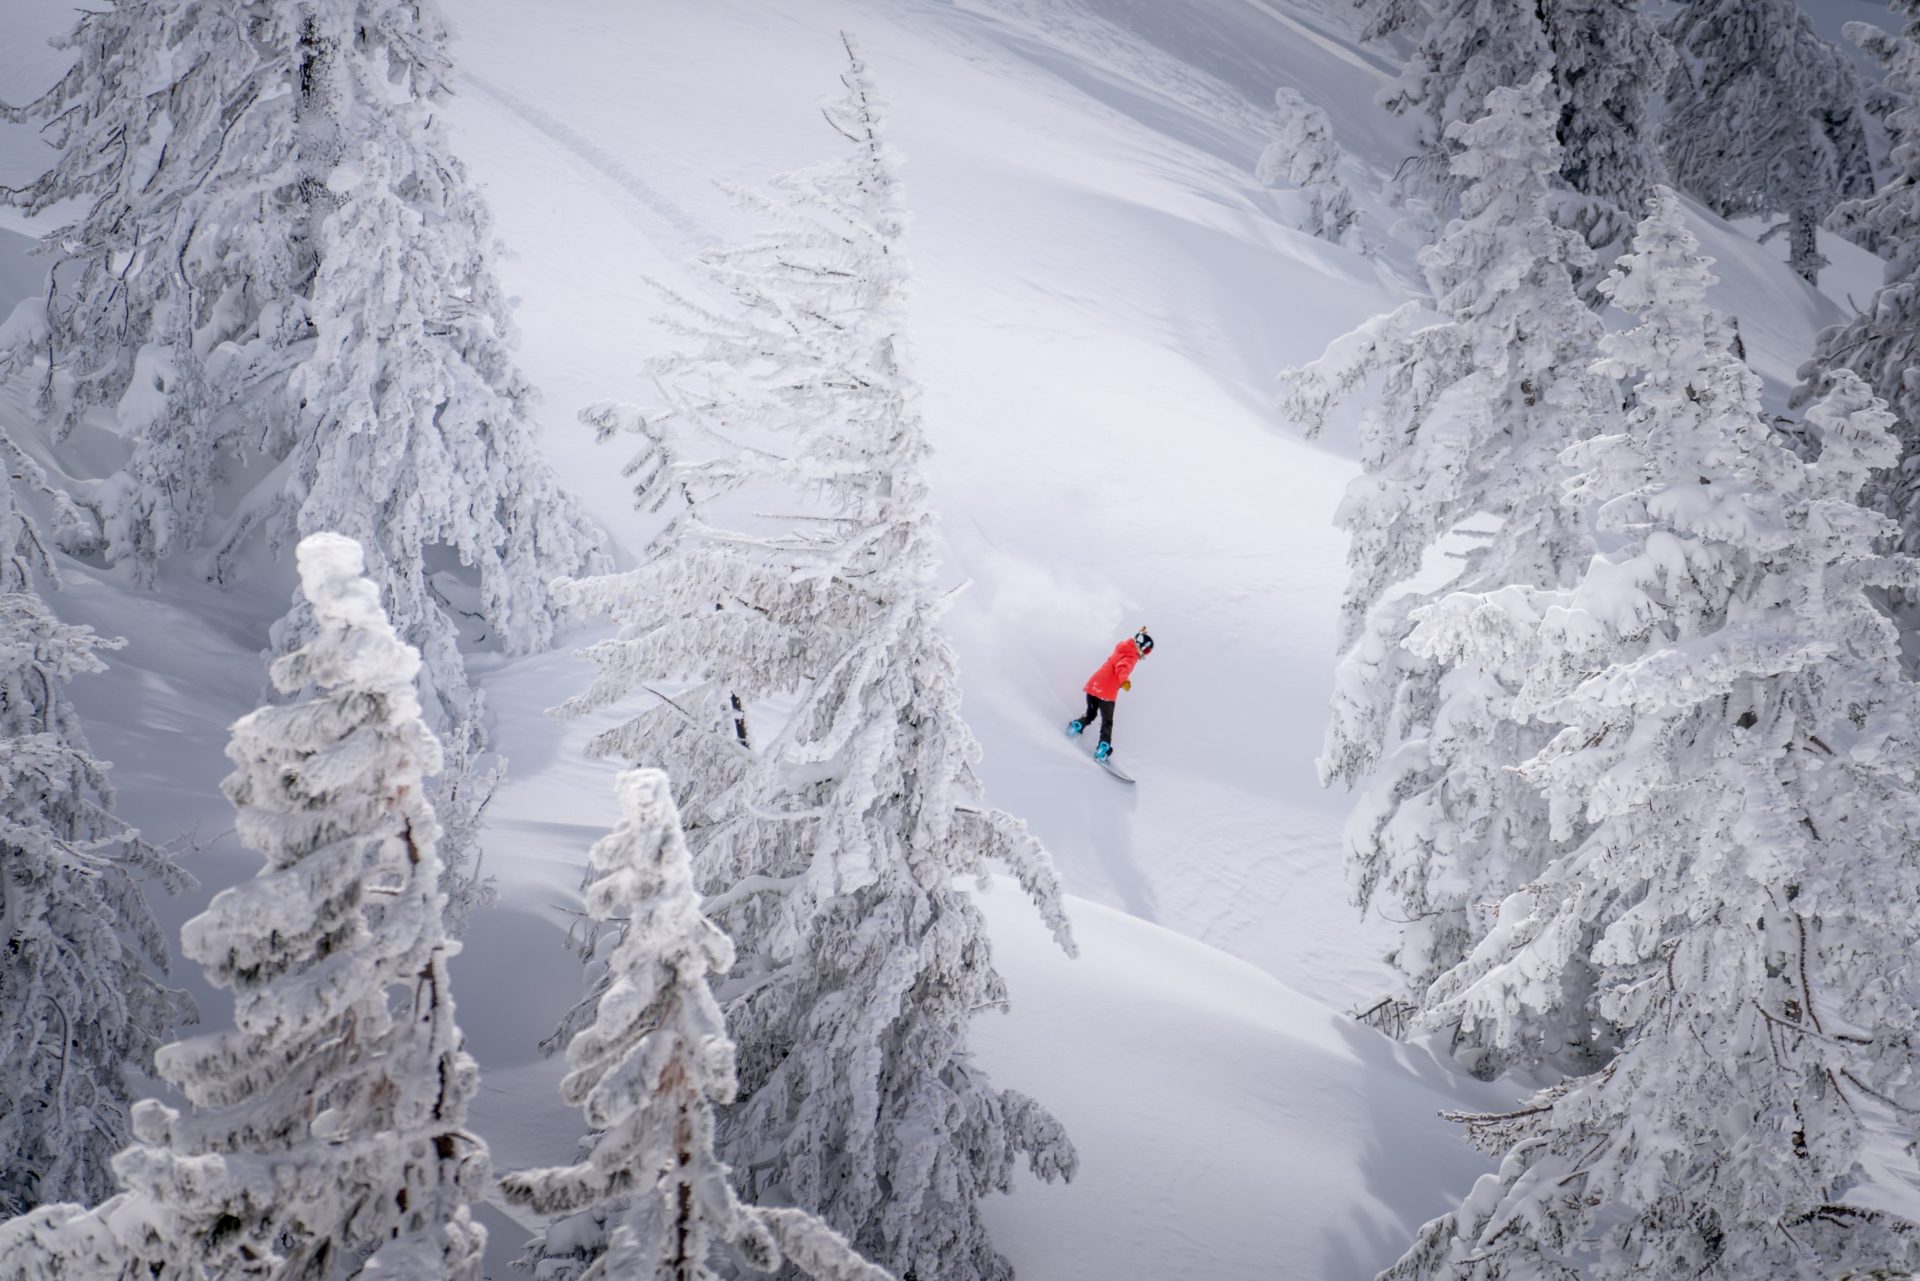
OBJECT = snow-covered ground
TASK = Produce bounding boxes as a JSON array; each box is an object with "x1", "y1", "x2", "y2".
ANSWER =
[
  {"x1": 437, "y1": 0, "x2": 1432, "y2": 1006},
  {"x1": 0, "y1": 0, "x2": 1888, "y2": 1276}
]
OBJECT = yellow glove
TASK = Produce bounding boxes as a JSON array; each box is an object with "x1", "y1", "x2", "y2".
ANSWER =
[{"x1": 1121, "y1": 680, "x2": 1132, "y2": 692}]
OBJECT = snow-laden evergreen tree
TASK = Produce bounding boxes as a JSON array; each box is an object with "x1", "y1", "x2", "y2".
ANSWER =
[
  {"x1": 1, "y1": 0, "x2": 600, "y2": 604},
  {"x1": 0, "y1": 0, "x2": 603, "y2": 928},
  {"x1": 1662, "y1": 0, "x2": 1874, "y2": 284},
  {"x1": 1258, "y1": 88, "x2": 1366, "y2": 248},
  {"x1": 550, "y1": 36, "x2": 1077, "y2": 1281},
  {"x1": 1543, "y1": 0, "x2": 1670, "y2": 243},
  {"x1": 9, "y1": 532, "x2": 492, "y2": 1280},
  {"x1": 273, "y1": 1, "x2": 604, "y2": 659},
  {"x1": 1829, "y1": 14, "x2": 1917, "y2": 258},
  {"x1": 501, "y1": 769, "x2": 891, "y2": 1281},
  {"x1": 1352, "y1": 0, "x2": 1432, "y2": 44},
  {"x1": 1375, "y1": 0, "x2": 1667, "y2": 240},
  {"x1": 1798, "y1": 5, "x2": 1920, "y2": 602},
  {"x1": 1388, "y1": 190, "x2": 1920, "y2": 1281},
  {"x1": 0, "y1": 0, "x2": 309, "y2": 563},
  {"x1": 1376, "y1": 0, "x2": 1551, "y2": 216},
  {"x1": 1277, "y1": 74, "x2": 1616, "y2": 1063},
  {"x1": 0, "y1": 439, "x2": 193, "y2": 1216}
]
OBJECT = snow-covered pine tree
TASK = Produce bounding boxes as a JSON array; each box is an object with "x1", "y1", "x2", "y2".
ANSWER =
[
  {"x1": 1376, "y1": 0, "x2": 1667, "y2": 240},
  {"x1": 1258, "y1": 87, "x2": 1366, "y2": 248},
  {"x1": 1276, "y1": 74, "x2": 1616, "y2": 1064},
  {"x1": 1388, "y1": 190, "x2": 1920, "y2": 1281},
  {"x1": 1377, "y1": 0, "x2": 1553, "y2": 217},
  {"x1": 550, "y1": 35, "x2": 1077, "y2": 1281},
  {"x1": 0, "y1": 436, "x2": 193, "y2": 1216},
  {"x1": 268, "y1": 0, "x2": 610, "y2": 915},
  {"x1": 1352, "y1": 0, "x2": 1432, "y2": 44},
  {"x1": 1, "y1": 1, "x2": 603, "y2": 925},
  {"x1": 1798, "y1": 6, "x2": 1920, "y2": 596},
  {"x1": 501, "y1": 769, "x2": 891, "y2": 1281},
  {"x1": 1542, "y1": 0, "x2": 1671, "y2": 246},
  {"x1": 1831, "y1": 14, "x2": 1917, "y2": 257},
  {"x1": 1662, "y1": 0, "x2": 1875, "y2": 284},
  {"x1": 275, "y1": 0, "x2": 604, "y2": 657},
  {"x1": 0, "y1": 0, "x2": 312, "y2": 569},
  {"x1": 93, "y1": 532, "x2": 489, "y2": 1278},
  {"x1": 2, "y1": 0, "x2": 600, "y2": 605}
]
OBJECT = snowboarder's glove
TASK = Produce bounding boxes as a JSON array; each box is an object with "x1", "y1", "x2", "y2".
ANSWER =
[{"x1": 1121, "y1": 680, "x2": 1132, "y2": 692}]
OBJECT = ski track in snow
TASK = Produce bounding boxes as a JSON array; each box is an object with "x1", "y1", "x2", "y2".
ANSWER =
[
  {"x1": 458, "y1": 71, "x2": 711, "y2": 259},
  {"x1": 1229, "y1": 0, "x2": 1387, "y2": 79}
]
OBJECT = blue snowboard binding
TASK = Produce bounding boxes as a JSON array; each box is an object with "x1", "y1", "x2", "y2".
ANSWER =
[
  {"x1": 1065, "y1": 719, "x2": 1086, "y2": 737},
  {"x1": 1094, "y1": 741, "x2": 1112, "y2": 763}
]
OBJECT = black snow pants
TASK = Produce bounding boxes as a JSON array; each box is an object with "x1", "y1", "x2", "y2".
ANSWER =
[{"x1": 1081, "y1": 692, "x2": 1116, "y2": 746}]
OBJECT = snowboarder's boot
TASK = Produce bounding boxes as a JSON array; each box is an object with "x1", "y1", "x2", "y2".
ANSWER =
[
  {"x1": 1066, "y1": 719, "x2": 1086, "y2": 737},
  {"x1": 1094, "y1": 741, "x2": 1112, "y2": 763}
]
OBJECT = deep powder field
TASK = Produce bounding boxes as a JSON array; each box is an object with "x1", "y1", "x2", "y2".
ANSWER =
[{"x1": 1, "y1": 1, "x2": 1917, "y2": 1278}]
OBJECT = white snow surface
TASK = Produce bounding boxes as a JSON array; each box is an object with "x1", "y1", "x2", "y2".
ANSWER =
[{"x1": 0, "y1": 0, "x2": 1886, "y2": 1277}]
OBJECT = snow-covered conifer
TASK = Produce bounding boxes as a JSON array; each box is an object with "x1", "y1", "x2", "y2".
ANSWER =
[
  {"x1": 1543, "y1": 0, "x2": 1670, "y2": 243},
  {"x1": 1278, "y1": 74, "x2": 1617, "y2": 1062},
  {"x1": 91, "y1": 532, "x2": 490, "y2": 1278},
  {"x1": 1378, "y1": 0, "x2": 1552, "y2": 215},
  {"x1": 2, "y1": 0, "x2": 601, "y2": 608},
  {"x1": 0, "y1": 0, "x2": 312, "y2": 568},
  {"x1": 1663, "y1": 0, "x2": 1875, "y2": 284},
  {"x1": 1379, "y1": 0, "x2": 1667, "y2": 239},
  {"x1": 1391, "y1": 190, "x2": 1920, "y2": 1280},
  {"x1": 1258, "y1": 88, "x2": 1365, "y2": 248},
  {"x1": 502, "y1": 769, "x2": 890, "y2": 1281},
  {"x1": 1798, "y1": 6, "x2": 1920, "y2": 578},
  {"x1": 1, "y1": 3, "x2": 602, "y2": 916},
  {"x1": 265, "y1": 0, "x2": 600, "y2": 932},
  {"x1": 1352, "y1": 0, "x2": 1432, "y2": 44},
  {"x1": 551, "y1": 36, "x2": 1077, "y2": 1281},
  {"x1": 1830, "y1": 14, "x2": 1919, "y2": 257},
  {"x1": 0, "y1": 446, "x2": 193, "y2": 1216},
  {"x1": 274, "y1": 12, "x2": 604, "y2": 657}
]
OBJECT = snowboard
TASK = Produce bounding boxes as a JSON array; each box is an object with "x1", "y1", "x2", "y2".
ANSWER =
[{"x1": 1064, "y1": 721, "x2": 1135, "y2": 783}]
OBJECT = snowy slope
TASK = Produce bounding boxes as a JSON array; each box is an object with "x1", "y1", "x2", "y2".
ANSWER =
[
  {"x1": 466, "y1": 652, "x2": 1508, "y2": 1281},
  {"x1": 0, "y1": 0, "x2": 1889, "y2": 1276},
  {"x1": 435, "y1": 0, "x2": 1418, "y2": 1006},
  {"x1": 428, "y1": 0, "x2": 1867, "y2": 1007}
]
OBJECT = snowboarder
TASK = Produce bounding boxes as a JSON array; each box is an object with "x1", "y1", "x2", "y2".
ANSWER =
[{"x1": 1067, "y1": 628, "x2": 1153, "y2": 763}]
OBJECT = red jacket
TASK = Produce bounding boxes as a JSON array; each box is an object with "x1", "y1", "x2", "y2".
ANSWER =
[{"x1": 1084, "y1": 639, "x2": 1141, "y2": 701}]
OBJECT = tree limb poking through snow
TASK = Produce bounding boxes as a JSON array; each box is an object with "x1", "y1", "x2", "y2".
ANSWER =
[
  {"x1": 0, "y1": 0, "x2": 606, "y2": 932},
  {"x1": 0, "y1": 533, "x2": 491, "y2": 1280},
  {"x1": 0, "y1": 422, "x2": 195, "y2": 1217},
  {"x1": 501, "y1": 769, "x2": 891, "y2": 1281},
  {"x1": 1389, "y1": 190, "x2": 1920, "y2": 1281},
  {"x1": 1277, "y1": 74, "x2": 1618, "y2": 1071},
  {"x1": 1372, "y1": 0, "x2": 1667, "y2": 247},
  {"x1": 1661, "y1": 0, "x2": 1874, "y2": 286},
  {"x1": 1257, "y1": 88, "x2": 1366, "y2": 249},
  {"x1": 548, "y1": 33, "x2": 1076, "y2": 1281}
]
